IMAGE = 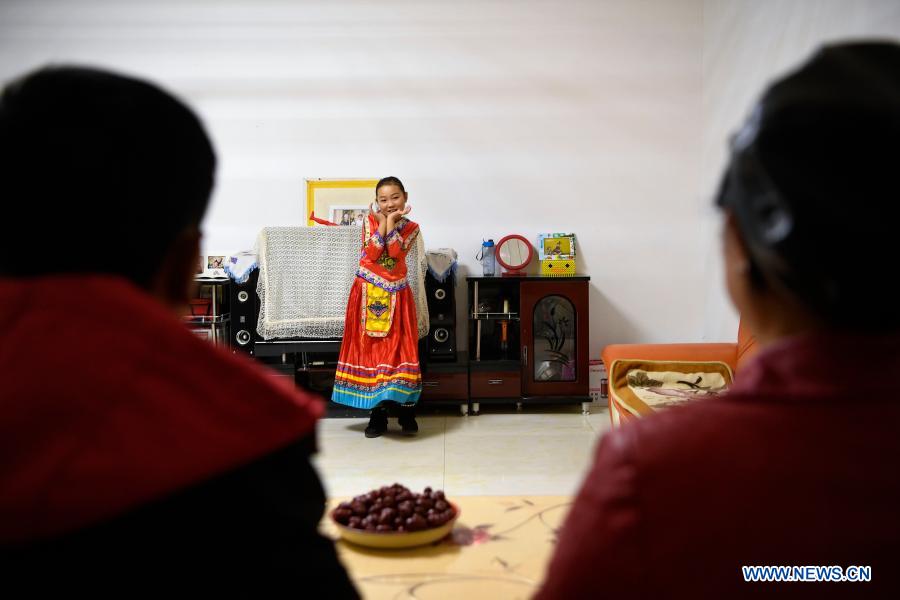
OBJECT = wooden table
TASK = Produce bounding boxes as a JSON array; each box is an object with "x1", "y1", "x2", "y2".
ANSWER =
[{"x1": 321, "y1": 496, "x2": 572, "y2": 599}]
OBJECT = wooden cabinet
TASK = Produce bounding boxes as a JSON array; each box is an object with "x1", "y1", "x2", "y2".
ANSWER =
[
  {"x1": 470, "y1": 368, "x2": 521, "y2": 398},
  {"x1": 467, "y1": 276, "x2": 590, "y2": 414},
  {"x1": 419, "y1": 350, "x2": 470, "y2": 415},
  {"x1": 186, "y1": 276, "x2": 231, "y2": 347},
  {"x1": 421, "y1": 371, "x2": 468, "y2": 400}
]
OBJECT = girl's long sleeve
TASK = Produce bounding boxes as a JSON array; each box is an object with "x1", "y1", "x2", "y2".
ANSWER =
[
  {"x1": 386, "y1": 228, "x2": 403, "y2": 259},
  {"x1": 364, "y1": 229, "x2": 385, "y2": 261},
  {"x1": 387, "y1": 224, "x2": 419, "y2": 259}
]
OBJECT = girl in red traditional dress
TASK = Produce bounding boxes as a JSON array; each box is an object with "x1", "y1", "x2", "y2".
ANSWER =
[{"x1": 332, "y1": 177, "x2": 422, "y2": 437}]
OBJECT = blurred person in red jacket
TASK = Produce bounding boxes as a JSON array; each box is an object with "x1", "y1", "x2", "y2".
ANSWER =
[
  {"x1": 0, "y1": 66, "x2": 357, "y2": 596},
  {"x1": 537, "y1": 41, "x2": 900, "y2": 599}
]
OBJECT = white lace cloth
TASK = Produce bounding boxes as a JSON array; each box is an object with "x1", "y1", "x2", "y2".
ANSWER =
[
  {"x1": 426, "y1": 248, "x2": 458, "y2": 282},
  {"x1": 223, "y1": 250, "x2": 258, "y2": 284},
  {"x1": 255, "y1": 226, "x2": 429, "y2": 340}
]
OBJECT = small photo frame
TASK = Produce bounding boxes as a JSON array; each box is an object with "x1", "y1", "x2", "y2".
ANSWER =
[
  {"x1": 537, "y1": 233, "x2": 576, "y2": 259},
  {"x1": 197, "y1": 255, "x2": 227, "y2": 278},
  {"x1": 306, "y1": 178, "x2": 378, "y2": 225}
]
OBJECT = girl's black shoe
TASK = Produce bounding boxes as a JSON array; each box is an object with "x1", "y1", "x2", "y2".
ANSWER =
[
  {"x1": 398, "y1": 405, "x2": 418, "y2": 436},
  {"x1": 365, "y1": 407, "x2": 388, "y2": 438}
]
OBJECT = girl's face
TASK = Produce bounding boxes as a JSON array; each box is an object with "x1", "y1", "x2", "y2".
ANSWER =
[{"x1": 376, "y1": 184, "x2": 407, "y2": 216}]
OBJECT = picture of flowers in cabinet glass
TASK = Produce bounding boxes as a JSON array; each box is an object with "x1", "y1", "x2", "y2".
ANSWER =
[{"x1": 533, "y1": 295, "x2": 576, "y2": 382}]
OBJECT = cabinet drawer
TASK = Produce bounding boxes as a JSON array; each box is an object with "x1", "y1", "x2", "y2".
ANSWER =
[
  {"x1": 470, "y1": 370, "x2": 520, "y2": 398},
  {"x1": 421, "y1": 372, "x2": 468, "y2": 400}
]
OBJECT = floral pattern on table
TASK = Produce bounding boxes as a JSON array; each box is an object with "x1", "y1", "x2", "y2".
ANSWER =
[{"x1": 322, "y1": 496, "x2": 572, "y2": 600}]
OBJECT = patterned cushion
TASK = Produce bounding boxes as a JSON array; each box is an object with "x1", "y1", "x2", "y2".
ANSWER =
[{"x1": 608, "y1": 359, "x2": 734, "y2": 423}]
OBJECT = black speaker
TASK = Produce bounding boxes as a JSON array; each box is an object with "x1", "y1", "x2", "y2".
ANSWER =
[
  {"x1": 229, "y1": 269, "x2": 259, "y2": 354},
  {"x1": 428, "y1": 324, "x2": 455, "y2": 359},
  {"x1": 424, "y1": 271, "x2": 456, "y2": 361},
  {"x1": 426, "y1": 273, "x2": 454, "y2": 321}
]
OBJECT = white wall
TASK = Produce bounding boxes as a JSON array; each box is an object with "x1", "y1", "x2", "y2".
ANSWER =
[
  {"x1": 3, "y1": 1, "x2": 896, "y2": 356},
  {"x1": 0, "y1": 0, "x2": 704, "y2": 358},
  {"x1": 700, "y1": 0, "x2": 900, "y2": 341}
]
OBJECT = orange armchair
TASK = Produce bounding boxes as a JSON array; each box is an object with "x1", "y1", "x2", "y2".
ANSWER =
[{"x1": 601, "y1": 322, "x2": 757, "y2": 426}]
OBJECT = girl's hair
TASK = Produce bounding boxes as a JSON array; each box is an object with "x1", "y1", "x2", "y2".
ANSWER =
[{"x1": 376, "y1": 176, "x2": 405, "y2": 194}]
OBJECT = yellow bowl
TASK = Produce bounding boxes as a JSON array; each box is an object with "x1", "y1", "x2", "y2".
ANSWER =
[{"x1": 331, "y1": 503, "x2": 460, "y2": 549}]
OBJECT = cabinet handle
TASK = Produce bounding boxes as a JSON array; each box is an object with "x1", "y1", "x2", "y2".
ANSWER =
[
  {"x1": 523, "y1": 346, "x2": 527, "y2": 367},
  {"x1": 488, "y1": 379, "x2": 504, "y2": 385},
  {"x1": 423, "y1": 381, "x2": 439, "y2": 387}
]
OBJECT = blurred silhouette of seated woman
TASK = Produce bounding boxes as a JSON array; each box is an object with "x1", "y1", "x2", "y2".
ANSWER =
[{"x1": 537, "y1": 41, "x2": 900, "y2": 599}]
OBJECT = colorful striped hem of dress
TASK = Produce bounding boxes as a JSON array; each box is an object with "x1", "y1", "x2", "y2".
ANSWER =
[
  {"x1": 331, "y1": 363, "x2": 422, "y2": 410},
  {"x1": 331, "y1": 382, "x2": 422, "y2": 410}
]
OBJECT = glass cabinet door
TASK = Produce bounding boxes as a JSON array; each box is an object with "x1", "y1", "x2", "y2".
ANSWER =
[
  {"x1": 532, "y1": 295, "x2": 577, "y2": 382},
  {"x1": 521, "y1": 280, "x2": 589, "y2": 397}
]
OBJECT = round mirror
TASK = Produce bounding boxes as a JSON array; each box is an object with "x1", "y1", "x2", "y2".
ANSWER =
[{"x1": 495, "y1": 234, "x2": 534, "y2": 276}]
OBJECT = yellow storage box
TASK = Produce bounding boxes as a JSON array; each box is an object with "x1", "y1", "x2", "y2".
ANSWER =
[{"x1": 540, "y1": 256, "x2": 576, "y2": 277}]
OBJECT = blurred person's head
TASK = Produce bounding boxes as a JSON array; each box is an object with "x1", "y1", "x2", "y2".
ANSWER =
[
  {"x1": 0, "y1": 65, "x2": 216, "y2": 309},
  {"x1": 716, "y1": 41, "x2": 900, "y2": 343}
]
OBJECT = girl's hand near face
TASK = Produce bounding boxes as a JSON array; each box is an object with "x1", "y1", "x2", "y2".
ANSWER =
[
  {"x1": 370, "y1": 205, "x2": 388, "y2": 238},
  {"x1": 386, "y1": 208, "x2": 405, "y2": 230},
  {"x1": 390, "y1": 205, "x2": 410, "y2": 231},
  {"x1": 370, "y1": 205, "x2": 386, "y2": 225}
]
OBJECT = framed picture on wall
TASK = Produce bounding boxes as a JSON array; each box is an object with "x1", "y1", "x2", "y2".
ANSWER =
[
  {"x1": 306, "y1": 178, "x2": 379, "y2": 225},
  {"x1": 330, "y1": 205, "x2": 368, "y2": 227}
]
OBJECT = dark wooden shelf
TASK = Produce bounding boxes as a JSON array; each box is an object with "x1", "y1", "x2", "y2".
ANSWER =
[
  {"x1": 467, "y1": 275, "x2": 590, "y2": 282},
  {"x1": 423, "y1": 351, "x2": 468, "y2": 373},
  {"x1": 467, "y1": 276, "x2": 591, "y2": 411},
  {"x1": 470, "y1": 312, "x2": 520, "y2": 320},
  {"x1": 469, "y1": 359, "x2": 521, "y2": 371}
]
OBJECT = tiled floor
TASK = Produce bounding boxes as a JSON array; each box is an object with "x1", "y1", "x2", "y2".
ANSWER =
[{"x1": 312, "y1": 402, "x2": 611, "y2": 498}]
